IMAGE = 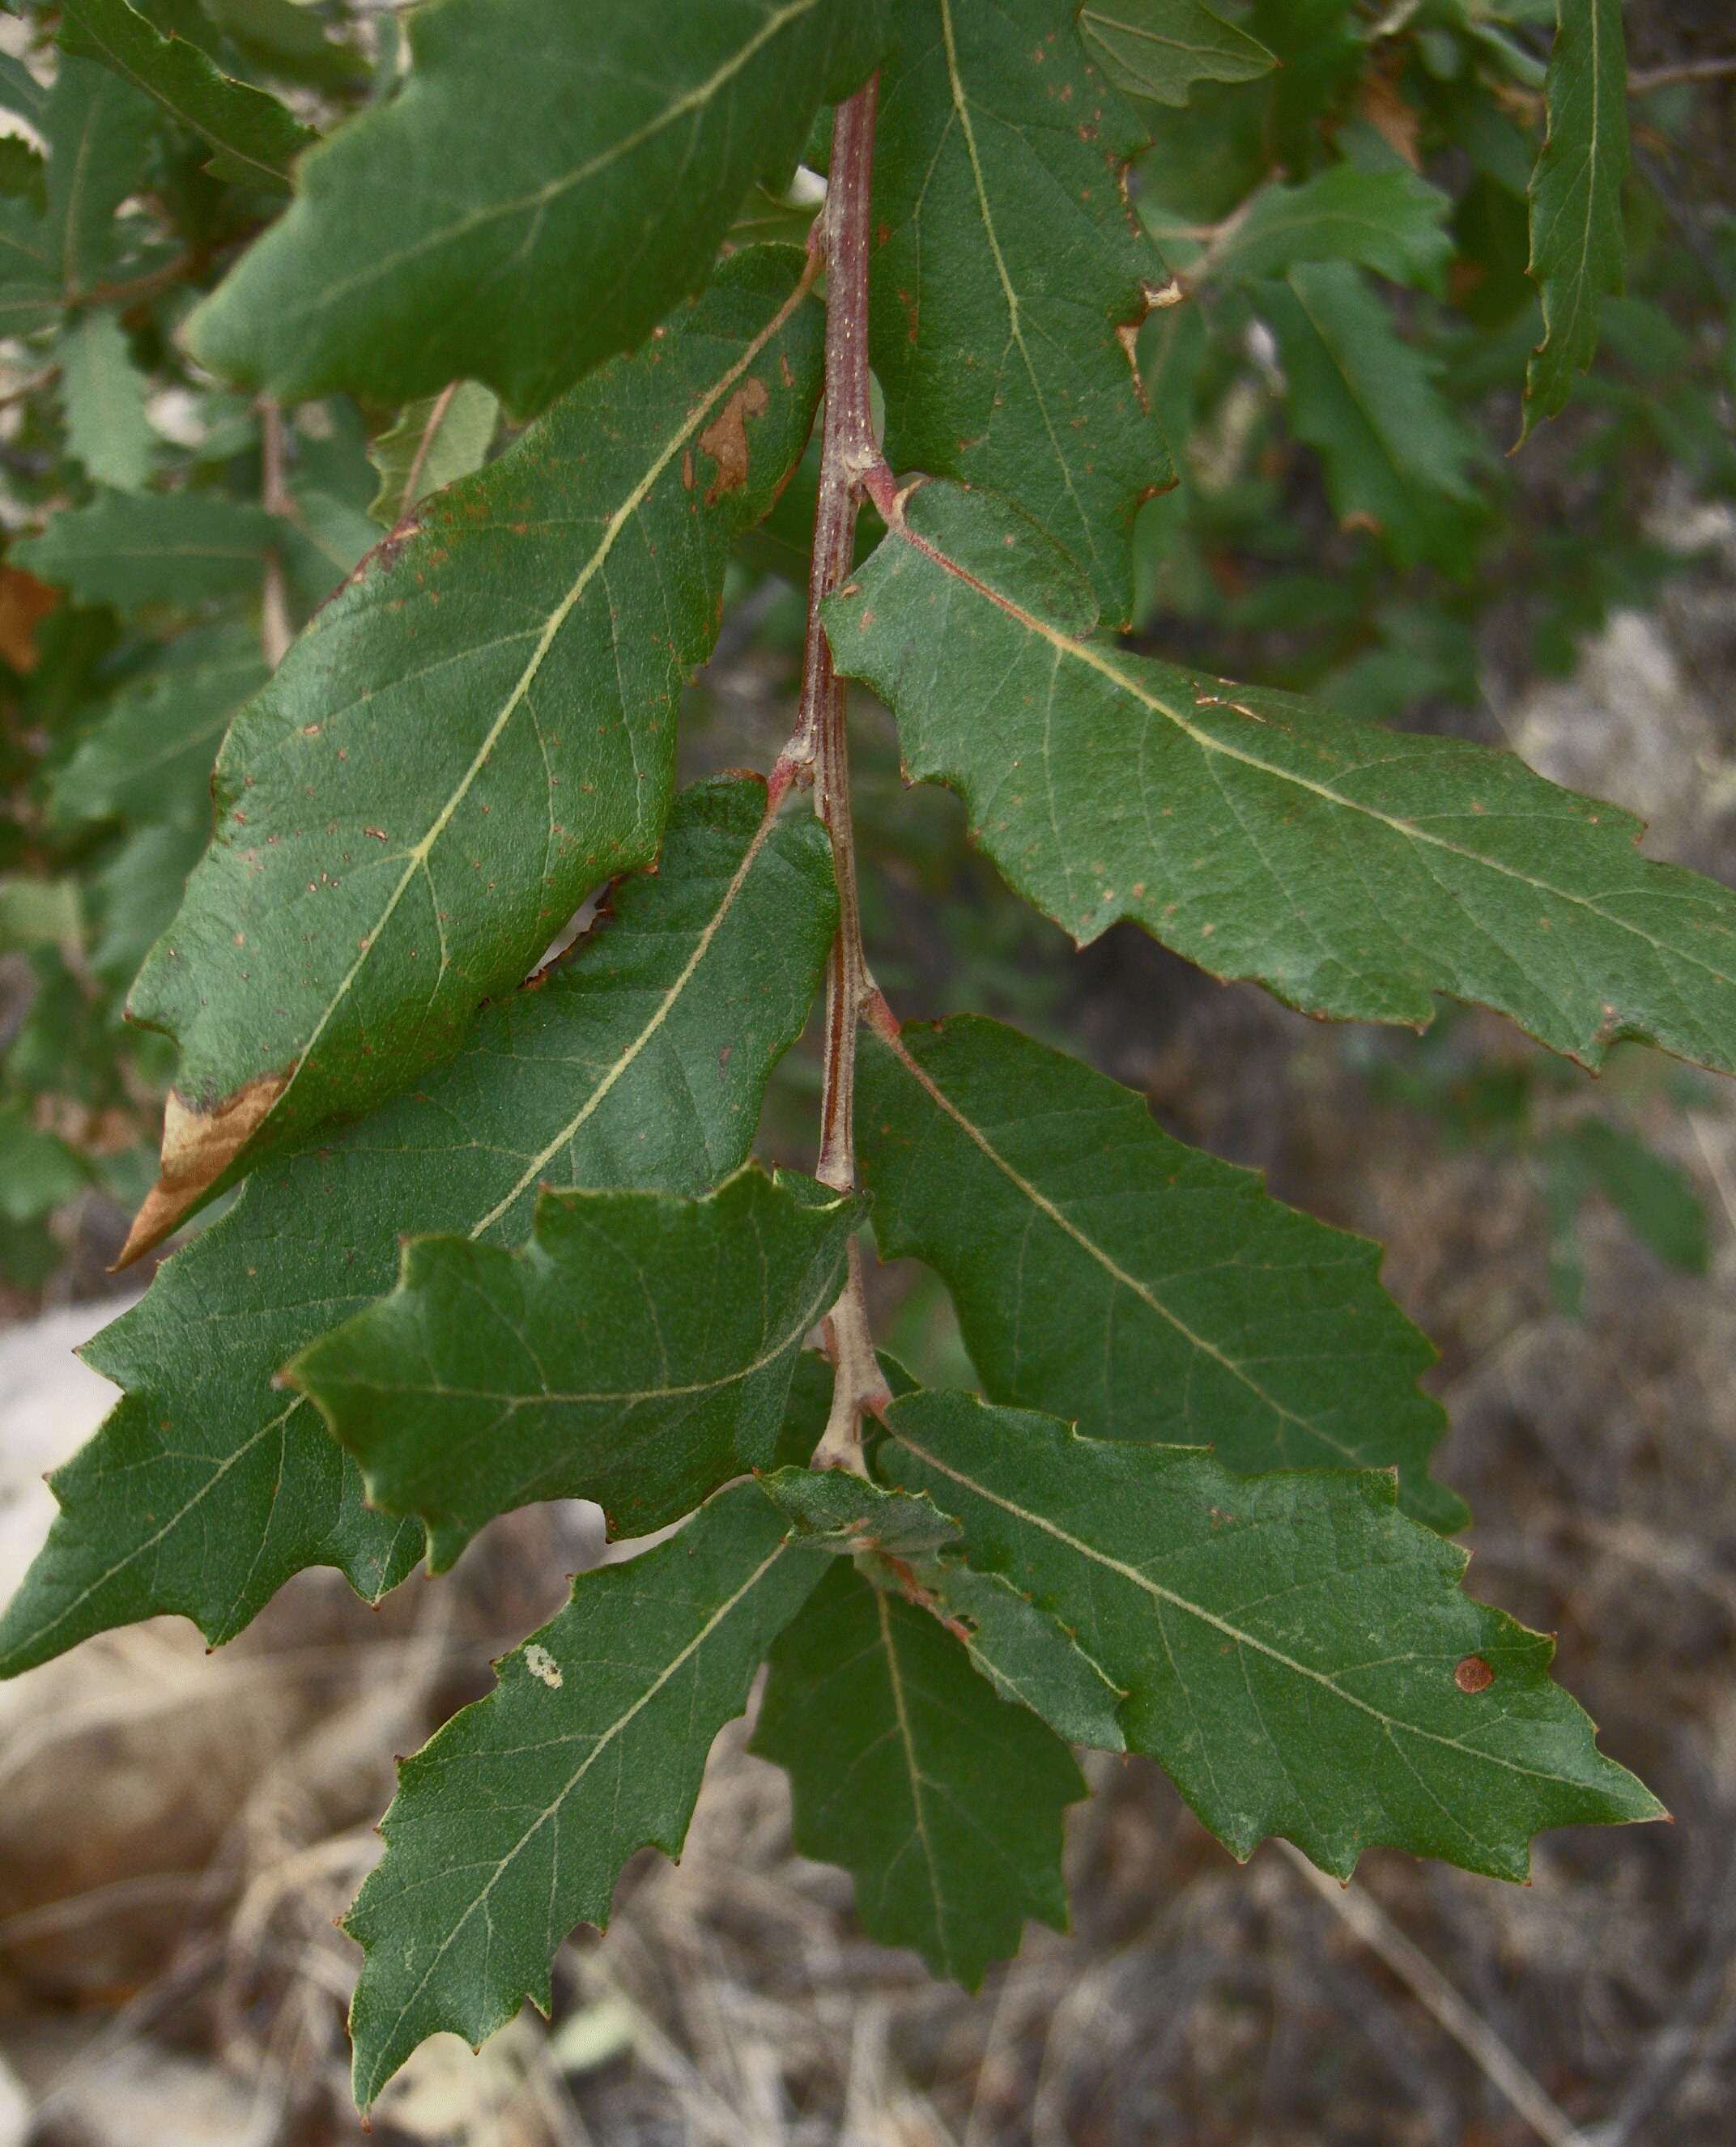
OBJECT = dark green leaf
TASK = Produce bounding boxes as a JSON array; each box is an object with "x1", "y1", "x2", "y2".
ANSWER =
[
  {"x1": 882, "y1": 1391, "x2": 1664, "y2": 1878},
  {"x1": 123, "y1": 249, "x2": 823, "y2": 1258},
  {"x1": 1523, "y1": 0, "x2": 1628, "y2": 431},
  {"x1": 347, "y1": 1478, "x2": 820, "y2": 2107},
  {"x1": 0, "y1": 779, "x2": 834, "y2": 1674},
  {"x1": 0, "y1": 54, "x2": 48, "y2": 125},
  {"x1": 907, "y1": 1556, "x2": 1127, "y2": 1748},
  {"x1": 824, "y1": 478, "x2": 1736, "y2": 1077},
  {"x1": 59, "y1": 0, "x2": 314, "y2": 193},
  {"x1": 187, "y1": 0, "x2": 883, "y2": 415},
  {"x1": 1202, "y1": 167, "x2": 1454, "y2": 291},
  {"x1": 195, "y1": 0, "x2": 367, "y2": 95},
  {"x1": 0, "y1": 1103, "x2": 91, "y2": 1222},
  {"x1": 14, "y1": 490, "x2": 276, "y2": 612},
  {"x1": 1260, "y1": 261, "x2": 1483, "y2": 568},
  {"x1": 1077, "y1": 0, "x2": 1274, "y2": 109},
  {"x1": 288, "y1": 1163, "x2": 857, "y2": 1568},
  {"x1": 870, "y1": 0, "x2": 1173, "y2": 626},
  {"x1": 760, "y1": 1465, "x2": 964, "y2": 1557},
  {"x1": 752, "y1": 1560, "x2": 1083, "y2": 1985},
  {"x1": 49, "y1": 625, "x2": 266, "y2": 828},
  {"x1": 367, "y1": 382, "x2": 500, "y2": 527},
  {"x1": 858, "y1": 1014, "x2": 1464, "y2": 1530}
]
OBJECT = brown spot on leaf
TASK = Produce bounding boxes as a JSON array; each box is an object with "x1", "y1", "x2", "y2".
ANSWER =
[
  {"x1": 0, "y1": 565, "x2": 58, "y2": 671},
  {"x1": 115, "y1": 1070, "x2": 291, "y2": 1268},
  {"x1": 1454, "y1": 1655, "x2": 1494, "y2": 1694},
  {"x1": 697, "y1": 376, "x2": 770, "y2": 504}
]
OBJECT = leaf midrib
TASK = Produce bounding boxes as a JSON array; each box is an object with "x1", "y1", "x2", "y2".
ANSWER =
[
  {"x1": 300, "y1": 0, "x2": 823, "y2": 325},
  {"x1": 879, "y1": 1029, "x2": 1370, "y2": 1466},
  {"x1": 6, "y1": 818, "x2": 794, "y2": 1665},
  {"x1": 889, "y1": 1426, "x2": 1610, "y2": 1796},
  {"x1": 358, "y1": 1528, "x2": 795, "y2": 2105},
  {"x1": 266, "y1": 257, "x2": 817, "y2": 1127},
  {"x1": 887, "y1": 504, "x2": 1736, "y2": 1003}
]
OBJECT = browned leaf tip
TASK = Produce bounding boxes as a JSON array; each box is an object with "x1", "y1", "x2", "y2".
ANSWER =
[{"x1": 113, "y1": 1070, "x2": 289, "y2": 1268}]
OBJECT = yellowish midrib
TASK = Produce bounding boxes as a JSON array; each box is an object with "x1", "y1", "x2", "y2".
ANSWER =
[
  {"x1": 894, "y1": 514, "x2": 1736, "y2": 1000},
  {"x1": 368, "y1": 1531, "x2": 794, "y2": 2081},
  {"x1": 890, "y1": 1430, "x2": 1602, "y2": 1793},
  {"x1": 270, "y1": 259, "x2": 815, "y2": 1124},
  {"x1": 885, "y1": 1035, "x2": 1364, "y2": 1464},
  {"x1": 304, "y1": 0, "x2": 822, "y2": 319}
]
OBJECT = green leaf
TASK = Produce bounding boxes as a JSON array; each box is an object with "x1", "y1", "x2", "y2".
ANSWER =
[
  {"x1": 904, "y1": 1555, "x2": 1127, "y2": 1747},
  {"x1": 367, "y1": 382, "x2": 500, "y2": 528},
  {"x1": 870, "y1": 0, "x2": 1174, "y2": 626},
  {"x1": 858, "y1": 1014, "x2": 1464, "y2": 1530},
  {"x1": 1077, "y1": 0, "x2": 1274, "y2": 109},
  {"x1": 0, "y1": 778, "x2": 835, "y2": 1674},
  {"x1": 1259, "y1": 261, "x2": 1483, "y2": 568},
  {"x1": 751, "y1": 1559, "x2": 1083, "y2": 1985},
  {"x1": 195, "y1": 0, "x2": 368, "y2": 95},
  {"x1": 44, "y1": 55, "x2": 158, "y2": 295},
  {"x1": 881, "y1": 1391, "x2": 1665, "y2": 1879},
  {"x1": 824, "y1": 478, "x2": 1736, "y2": 1078},
  {"x1": 187, "y1": 0, "x2": 883, "y2": 415},
  {"x1": 0, "y1": 138, "x2": 47, "y2": 214},
  {"x1": 0, "y1": 54, "x2": 48, "y2": 126},
  {"x1": 13, "y1": 490, "x2": 276, "y2": 612},
  {"x1": 0, "y1": 198, "x2": 60, "y2": 338},
  {"x1": 58, "y1": 0, "x2": 314, "y2": 193},
  {"x1": 288, "y1": 1163, "x2": 857, "y2": 1569},
  {"x1": 1199, "y1": 167, "x2": 1455, "y2": 291},
  {"x1": 760, "y1": 1465, "x2": 964, "y2": 1558},
  {"x1": 760, "y1": 1461, "x2": 1127, "y2": 1748},
  {"x1": 0, "y1": 1103, "x2": 91, "y2": 1223},
  {"x1": 1523, "y1": 0, "x2": 1628, "y2": 432},
  {"x1": 56, "y1": 310, "x2": 157, "y2": 494},
  {"x1": 50, "y1": 626, "x2": 266, "y2": 828},
  {"x1": 1547, "y1": 1119, "x2": 1709, "y2": 1275},
  {"x1": 347, "y1": 1477, "x2": 819, "y2": 2107},
  {"x1": 123, "y1": 248, "x2": 823, "y2": 1259}
]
